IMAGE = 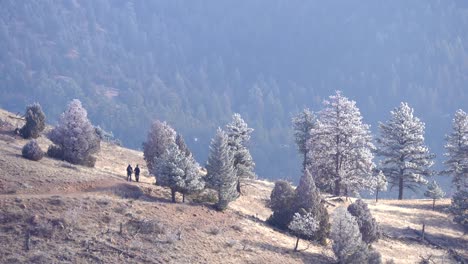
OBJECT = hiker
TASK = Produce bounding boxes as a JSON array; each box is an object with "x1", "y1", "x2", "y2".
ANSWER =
[
  {"x1": 134, "y1": 165, "x2": 140, "y2": 182},
  {"x1": 126, "y1": 164, "x2": 133, "y2": 182}
]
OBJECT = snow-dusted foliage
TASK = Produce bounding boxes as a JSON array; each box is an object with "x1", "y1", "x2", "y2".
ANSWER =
[
  {"x1": 369, "y1": 170, "x2": 388, "y2": 202},
  {"x1": 293, "y1": 169, "x2": 330, "y2": 244},
  {"x1": 19, "y1": 102, "x2": 46, "y2": 139},
  {"x1": 424, "y1": 180, "x2": 445, "y2": 210},
  {"x1": 225, "y1": 113, "x2": 256, "y2": 192},
  {"x1": 154, "y1": 141, "x2": 204, "y2": 203},
  {"x1": 143, "y1": 120, "x2": 176, "y2": 175},
  {"x1": 48, "y1": 99, "x2": 100, "y2": 167},
  {"x1": 205, "y1": 128, "x2": 238, "y2": 210},
  {"x1": 443, "y1": 109, "x2": 468, "y2": 191},
  {"x1": 377, "y1": 102, "x2": 435, "y2": 199},
  {"x1": 292, "y1": 108, "x2": 317, "y2": 171},
  {"x1": 176, "y1": 133, "x2": 191, "y2": 157},
  {"x1": 347, "y1": 199, "x2": 380, "y2": 244},
  {"x1": 450, "y1": 190, "x2": 468, "y2": 232},
  {"x1": 288, "y1": 212, "x2": 318, "y2": 251},
  {"x1": 267, "y1": 180, "x2": 295, "y2": 229},
  {"x1": 308, "y1": 91, "x2": 375, "y2": 196},
  {"x1": 22, "y1": 139, "x2": 44, "y2": 161}
]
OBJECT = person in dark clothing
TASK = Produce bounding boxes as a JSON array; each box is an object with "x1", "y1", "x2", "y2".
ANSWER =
[
  {"x1": 134, "y1": 165, "x2": 140, "y2": 182},
  {"x1": 126, "y1": 164, "x2": 133, "y2": 182}
]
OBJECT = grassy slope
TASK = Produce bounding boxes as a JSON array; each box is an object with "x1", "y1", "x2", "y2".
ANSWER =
[{"x1": 0, "y1": 109, "x2": 466, "y2": 264}]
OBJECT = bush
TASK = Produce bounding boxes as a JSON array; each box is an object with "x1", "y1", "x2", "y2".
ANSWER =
[
  {"x1": 47, "y1": 145, "x2": 64, "y2": 159},
  {"x1": 267, "y1": 180, "x2": 295, "y2": 229},
  {"x1": 451, "y1": 190, "x2": 468, "y2": 232},
  {"x1": 22, "y1": 140, "x2": 44, "y2": 161},
  {"x1": 19, "y1": 103, "x2": 46, "y2": 139},
  {"x1": 347, "y1": 199, "x2": 380, "y2": 244}
]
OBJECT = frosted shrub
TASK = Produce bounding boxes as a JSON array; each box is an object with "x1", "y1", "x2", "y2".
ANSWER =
[
  {"x1": 19, "y1": 103, "x2": 46, "y2": 139},
  {"x1": 347, "y1": 199, "x2": 380, "y2": 244},
  {"x1": 22, "y1": 140, "x2": 44, "y2": 161}
]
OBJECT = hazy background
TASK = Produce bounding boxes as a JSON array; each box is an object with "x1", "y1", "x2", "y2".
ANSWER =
[{"x1": 0, "y1": 0, "x2": 467, "y2": 198}]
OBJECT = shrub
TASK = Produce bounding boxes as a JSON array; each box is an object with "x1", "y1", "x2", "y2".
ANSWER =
[
  {"x1": 22, "y1": 140, "x2": 44, "y2": 161},
  {"x1": 347, "y1": 199, "x2": 380, "y2": 244},
  {"x1": 19, "y1": 103, "x2": 46, "y2": 139},
  {"x1": 267, "y1": 180, "x2": 295, "y2": 229}
]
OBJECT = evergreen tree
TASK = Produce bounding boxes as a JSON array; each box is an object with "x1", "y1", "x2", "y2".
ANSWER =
[
  {"x1": 308, "y1": 91, "x2": 375, "y2": 196},
  {"x1": 331, "y1": 207, "x2": 364, "y2": 263},
  {"x1": 206, "y1": 128, "x2": 238, "y2": 211},
  {"x1": 267, "y1": 180, "x2": 295, "y2": 229},
  {"x1": 292, "y1": 108, "x2": 316, "y2": 171},
  {"x1": 48, "y1": 99, "x2": 100, "y2": 167},
  {"x1": 143, "y1": 120, "x2": 176, "y2": 175},
  {"x1": 225, "y1": 113, "x2": 256, "y2": 194},
  {"x1": 424, "y1": 180, "x2": 445, "y2": 210},
  {"x1": 372, "y1": 170, "x2": 388, "y2": 202},
  {"x1": 19, "y1": 102, "x2": 46, "y2": 139},
  {"x1": 288, "y1": 212, "x2": 318, "y2": 251},
  {"x1": 377, "y1": 102, "x2": 435, "y2": 200},
  {"x1": 450, "y1": 190, "x2": 468, "y2": 232},
  {"x1": 293, "y1": 169, "x2": 330, "y2": 244},
  {"x1": 176, "y1": 133, "x2": 191, "y2": 157},
  {"x1": 178, "y1": 154, "x2": 205, "y2": 202},
  {"x1": 347, "y1": 199, "x2": 380, "y2": 244},
  {"x1": 442, "y1": 109, "x2": 468, "y2": 191}
]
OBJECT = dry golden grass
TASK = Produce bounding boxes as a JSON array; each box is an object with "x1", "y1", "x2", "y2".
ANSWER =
[{"x1": 0, "y1": 108, "x2": 466, "y2": 263}]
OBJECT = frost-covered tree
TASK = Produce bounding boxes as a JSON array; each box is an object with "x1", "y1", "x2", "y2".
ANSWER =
[
  {"x1": 225, "y1": 113, "x2": 255, "y2": 193},
  {"x1": 443, "y1": 109, "x2": 468, "y2": 191},
  {"x1": 176, "y1": 133, "x2": 191, "y2": 157},
  {"x1": 205, "y1": 128, "x2": 238, "y2": 211},
  {"x1": 377, "y1": 102, "x2": 435, "y2": 200},
  {"x1": 292, "y1": 108, "x2": 317, "y2": 171},
  {"x1": 424, "y1": 181, "x2": 445, "y2": 210},
  {"x1": 143, "y1": 120, "x2": 176, "y2": 175},
  {"x1": 288, "y1": 212, "x2": 318, "y2": 251},
  {"x1": 371, "y1": 170, "x2": 388, "y2": 202},
  {"x1": 48, "y1": 99, "x2": 100, "y2": 167},
  {"x1": 308, "y1": 91, "x2": 375, "y2": 196},
  {"x1": 154, "y1": 141, "x2": 204, "y2": 203},
  {"x1": 347, "y1": 199, "x2": 380, "y2": 244},
  {"x1": 22, "y1": 139, "x2": 44, "y2": 161},
  {"x1": 19, "y1": 103, "x2": 46, "y2": 139},
  {"x1": 450, "y1": 190, "x2": 468, "y2": 232},
  {"x1": 293, "y1": 169, "x2": 330, "y2": 244},
  {"x1": 267, "y1": 180, "x2": 295, "y2": 229}
]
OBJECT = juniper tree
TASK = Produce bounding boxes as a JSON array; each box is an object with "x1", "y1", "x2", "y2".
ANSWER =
[
  {"x1": 19, "y1": 103, "x2": 46, "y2": 139},
  {"x1": 22, "y1": 139, "x2": 44, "y2": 161},
  {"x1": 225, "y1": 113, "x2": 255, "y2": 194},
  {"x1": 424, "y1": 181, "x2": 445, "y2": 210},
  {"x1": 143, "y1": 120, "x2": 176, "y2": 175},
  {"x1": 377, "y1": 102, "x2": 435, "y2": 200},
  {"x1": 48, "y1": 99, "x2": 100, "y2": 167},
  {"x1": 288, "y1": 212, "x2": 318, "y2": 251},
  {"x1": 308, "y1": 91, "x2": 375, "y2": 196},
  {"x1": 206, "y1": 128, "x2": 238, "y2": 211},
  {"x1": 293, "y1": 169, "x2": 330, "y2": 244},
  {"x1": 450, "y1": 190, "x2": 468, "y2": 232},
  {"x1": 267, "y1": 180, "x2": 295, "y2": 229},
  {"x1": 347, "y1": 199, "x2": 380, "y2": 244},
  {"x1": 442, "y1": 109, "x2": 468, "y2": 191},
  {"x1": 292, "y1": 108, "x2": 316, "y2": 171}
]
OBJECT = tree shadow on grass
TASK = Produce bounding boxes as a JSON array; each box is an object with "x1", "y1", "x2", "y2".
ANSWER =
[{"x1": 249, "y1": 241, "x2": 334, "y2": 264}]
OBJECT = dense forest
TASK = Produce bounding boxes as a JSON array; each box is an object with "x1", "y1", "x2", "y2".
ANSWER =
[{"x1": 0, "y1": 1, "x2": 467, "y2": 196}]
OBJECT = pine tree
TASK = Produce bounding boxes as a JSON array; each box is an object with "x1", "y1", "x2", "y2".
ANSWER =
[
  {"x1": 178, "y1": 154, "x2": 205, "y2": 202},
  {"x1": 176, "y1": 133, "x2": 191, "y2": 157},
  {"x1": 292, "y1": 108, "x2": 316, "y2": 171},
  {"x1": 288, "y1": 212, "x2": 318, "y2": 251},
  {"x1": 206, "y1": 128, "x2": 238, "y2": 211},
  {"x1": 143, "y1": 120, "x2": 176, "y2": 175},
  {"x1": 371, "y1": 170, "x2": 387, "y2": 202},
  {"x1": 308, "y1": 91, "x2": 375, "y2": 196},
  {"x1": 442, "y1": 109, "x2": 468, "y2": 191},
  {"x1": 225, "y1": 113, "x2": 255, "y2": 194},
  {"x1": 377, "y1": 102, "x2": 435, "y2": 200},
  {"x1": 347, "y1": 199, "x2": 380, "y2": 244},
  {"x1": 19, "y1": 103, "x2": 46, "y2": 139},
  {"x1": 293, "y1": 169, "x2": 330, "y2": 244},
  {"x1": 267, "y1": 180, "x2": 295, "y2": 229},
  {"x1": 424, "y1": 181, "x2": 445, "y2": 210},
  {"x1": 48, "y1": 99, "x2": 100, "y2": 167},
  {"x1": 450, "y1": 190, "x2": 468, "y2": 232}
]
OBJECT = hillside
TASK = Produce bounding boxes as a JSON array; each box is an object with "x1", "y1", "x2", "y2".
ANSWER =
[
  {"x1": 1, "y1": 1, "x2": 468, "y2": 182},
  {"x1": 0, "y1": 109, "x2": 467, "y2": 264}
]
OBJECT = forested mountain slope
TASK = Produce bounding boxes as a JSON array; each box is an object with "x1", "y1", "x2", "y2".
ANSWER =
[{"x1": 0, "y1": 1, "x2": 467, "y2": 189}]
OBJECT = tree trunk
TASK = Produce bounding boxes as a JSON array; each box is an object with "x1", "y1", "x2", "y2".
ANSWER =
[
  {"x1": 375, "y1": 189, "x2": 379, "y2": 202},
  {"x1": 334, "y1": 178, "x2": 341, "y2": 196},
  {"x1": 183, "y1": 193, "x2": 185, "y2": 203},
  {"x1": 171, "y1": 189, "x2": 176, "y2": 203},
  {"x1": 303, "y1": 152, "x2": 307, "y2": 172},
  {"x1": 432, "y1": 199, "x2": 435, "y2": 210},
  {"x1": 398, "y1": 177, "x2": 404, "y2": 200},
  {"x1": 294, "y1": 237, "x2": 300, "y2": 251},
  {"x1": 237, "y1": 179, "x2": 241, "y2": 194}
]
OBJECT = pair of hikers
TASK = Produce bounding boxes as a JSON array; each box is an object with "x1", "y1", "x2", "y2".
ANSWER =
[{"x1": 126, "y1": 164, "x2": 140, "y2": 182}]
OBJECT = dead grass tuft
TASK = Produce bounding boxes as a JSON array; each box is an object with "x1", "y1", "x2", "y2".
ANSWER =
[{"x1": 126, "y1": 218, "x2": 166, "y2": 235}]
